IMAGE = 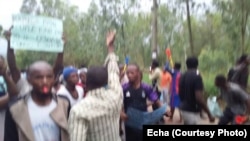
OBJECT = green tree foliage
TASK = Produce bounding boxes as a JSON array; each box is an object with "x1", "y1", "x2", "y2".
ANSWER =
[{"x1": 14, "y1": 0, "x2": 250, "y2": 95}]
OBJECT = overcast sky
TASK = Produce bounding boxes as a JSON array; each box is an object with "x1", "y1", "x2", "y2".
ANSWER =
[
  {"x1": 0, "y1": 0, "x2": 154, "y2": 30},
  {"x1": 0, "y1": 0, "x2": 212, "y2": 30}
]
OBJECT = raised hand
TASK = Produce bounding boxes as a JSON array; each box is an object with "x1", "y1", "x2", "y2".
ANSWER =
[
  {"x1": 4, "y1": 30, "x2": 11, "y2": 41},
  {"x1": 106, "y1": 30, "x2": 116, "y2": 48}
]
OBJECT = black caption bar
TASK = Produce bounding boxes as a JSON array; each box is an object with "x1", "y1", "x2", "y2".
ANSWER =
[{"x1": 143, "y1": 125, "x2": 250, "y2": 141}]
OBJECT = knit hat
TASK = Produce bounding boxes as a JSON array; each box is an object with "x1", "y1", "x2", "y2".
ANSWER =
[{"x1": 63, "y1": 66, "x2": 78, "y2": 80}]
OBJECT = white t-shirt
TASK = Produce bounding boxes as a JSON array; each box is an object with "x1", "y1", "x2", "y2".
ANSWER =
[
  {"x1": 27, "y1": 97, "x2": 60, "y2": 141},
  {"x1": 56, "y1": 85, "x2": 83, "y2": 107}
]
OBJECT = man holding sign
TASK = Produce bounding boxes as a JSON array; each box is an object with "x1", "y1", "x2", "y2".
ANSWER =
[{"x1": 4, "y1": 20, "x2": 65, "y2": 98}]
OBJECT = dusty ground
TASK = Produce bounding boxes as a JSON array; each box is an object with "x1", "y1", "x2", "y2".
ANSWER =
[
  {"x1": 146, "y1": 105, "x2": 220, "y2": 125},
  {"x1": 163, "y1": 108, "x2": 219, "y2": 125},
  {"x1": 120, "y1": 108, "x2": 220, "y2": 141}
]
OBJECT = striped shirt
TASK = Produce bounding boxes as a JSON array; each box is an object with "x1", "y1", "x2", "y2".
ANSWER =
[{"x1": 68, "y1": 53, "x2": 123, "y2": 141}]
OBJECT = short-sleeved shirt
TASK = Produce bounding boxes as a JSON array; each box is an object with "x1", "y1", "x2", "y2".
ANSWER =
[
  {"x1": 179, "y1": 70, "x2": 204, "y2": 112},
  {"x1": 123, "y1": 83, "x2": 158, "y2": 112},
  {"x1": 220, "y1": 83, "x2": 249, "y2": 115}
]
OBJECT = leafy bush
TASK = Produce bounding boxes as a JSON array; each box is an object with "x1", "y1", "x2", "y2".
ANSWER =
[
  {"x1": 202, "y1": 73, "x2": 219, "y2": 98},
  {"x1": 142, "y1": 72, "x2": 151, "y2": 85},
  {"x1": 199, "y1": 48, "x2": 230, "y2": 74},
  {"x1": 198, "y1": 48, "x2": 231, "y2": 97}
]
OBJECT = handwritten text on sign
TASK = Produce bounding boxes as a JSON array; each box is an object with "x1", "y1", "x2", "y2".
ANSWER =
[{"x1": 11, "y1": 14, "x2": 63, "y2": 52}]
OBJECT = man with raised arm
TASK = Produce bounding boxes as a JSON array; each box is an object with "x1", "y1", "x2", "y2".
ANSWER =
[
  {"x1": 4, "y1": 61, "x2": 70, "y2": 141},
  {"x1": 68, "y1": 30, "x2": 123, "y2": 141},
  {"x1": 0, "y1": 55, "x2": 18, "y2": 141},
  {"x1": 4, "y1": 30, "x2": 65, "y2": 97}
]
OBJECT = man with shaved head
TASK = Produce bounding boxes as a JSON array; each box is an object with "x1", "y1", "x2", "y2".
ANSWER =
[
  {"x1": 4, "y1": 30, "x2": 65, "y2": 98},
  {"x1": 121, "y1": 63, "x2": 163, "y2": 141},
  {"x1": 4, "y1": 61, "x2": 70, "y2": 141}
]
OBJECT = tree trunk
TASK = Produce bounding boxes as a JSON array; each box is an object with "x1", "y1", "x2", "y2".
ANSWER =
[
  {"x1": 121, "y1": 23, "x2": 126, "y2": 57},
  {"x1": 209, "y1": 15, "x2": 216, "y2": 50},
  {"x1": 241, "y1": 0, "x2": 249, "y2": 54},
  {"x1": 186, "y1": 0, "x2": 194, "y2": 56},
  {"x1": 152, "y1": 0, "x2": 158, "y2": 59}
]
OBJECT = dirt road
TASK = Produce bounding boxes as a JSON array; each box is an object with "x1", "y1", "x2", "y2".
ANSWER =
[{"x1": 164, "y1": 108, "x2": 219, "y2": 125}]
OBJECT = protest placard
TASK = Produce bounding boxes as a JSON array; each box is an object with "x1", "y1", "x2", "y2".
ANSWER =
[{"x1": 11, "y1": 14, "x2": 63, "y2": 52}]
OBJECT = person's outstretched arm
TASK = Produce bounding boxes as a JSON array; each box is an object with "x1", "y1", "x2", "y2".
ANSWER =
[
  {"x1": 194, "y1": 75, "x2": 215, "y2": 122},
  {"x1": 4, "y1": 30, "x2": 21, "y2": 84},
  {"x1": 104, "y1": 31, "x2": 122, "y2": 94},
  {"x1": 53, "y1": 35, "x2": 66, "y2": 76}
]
